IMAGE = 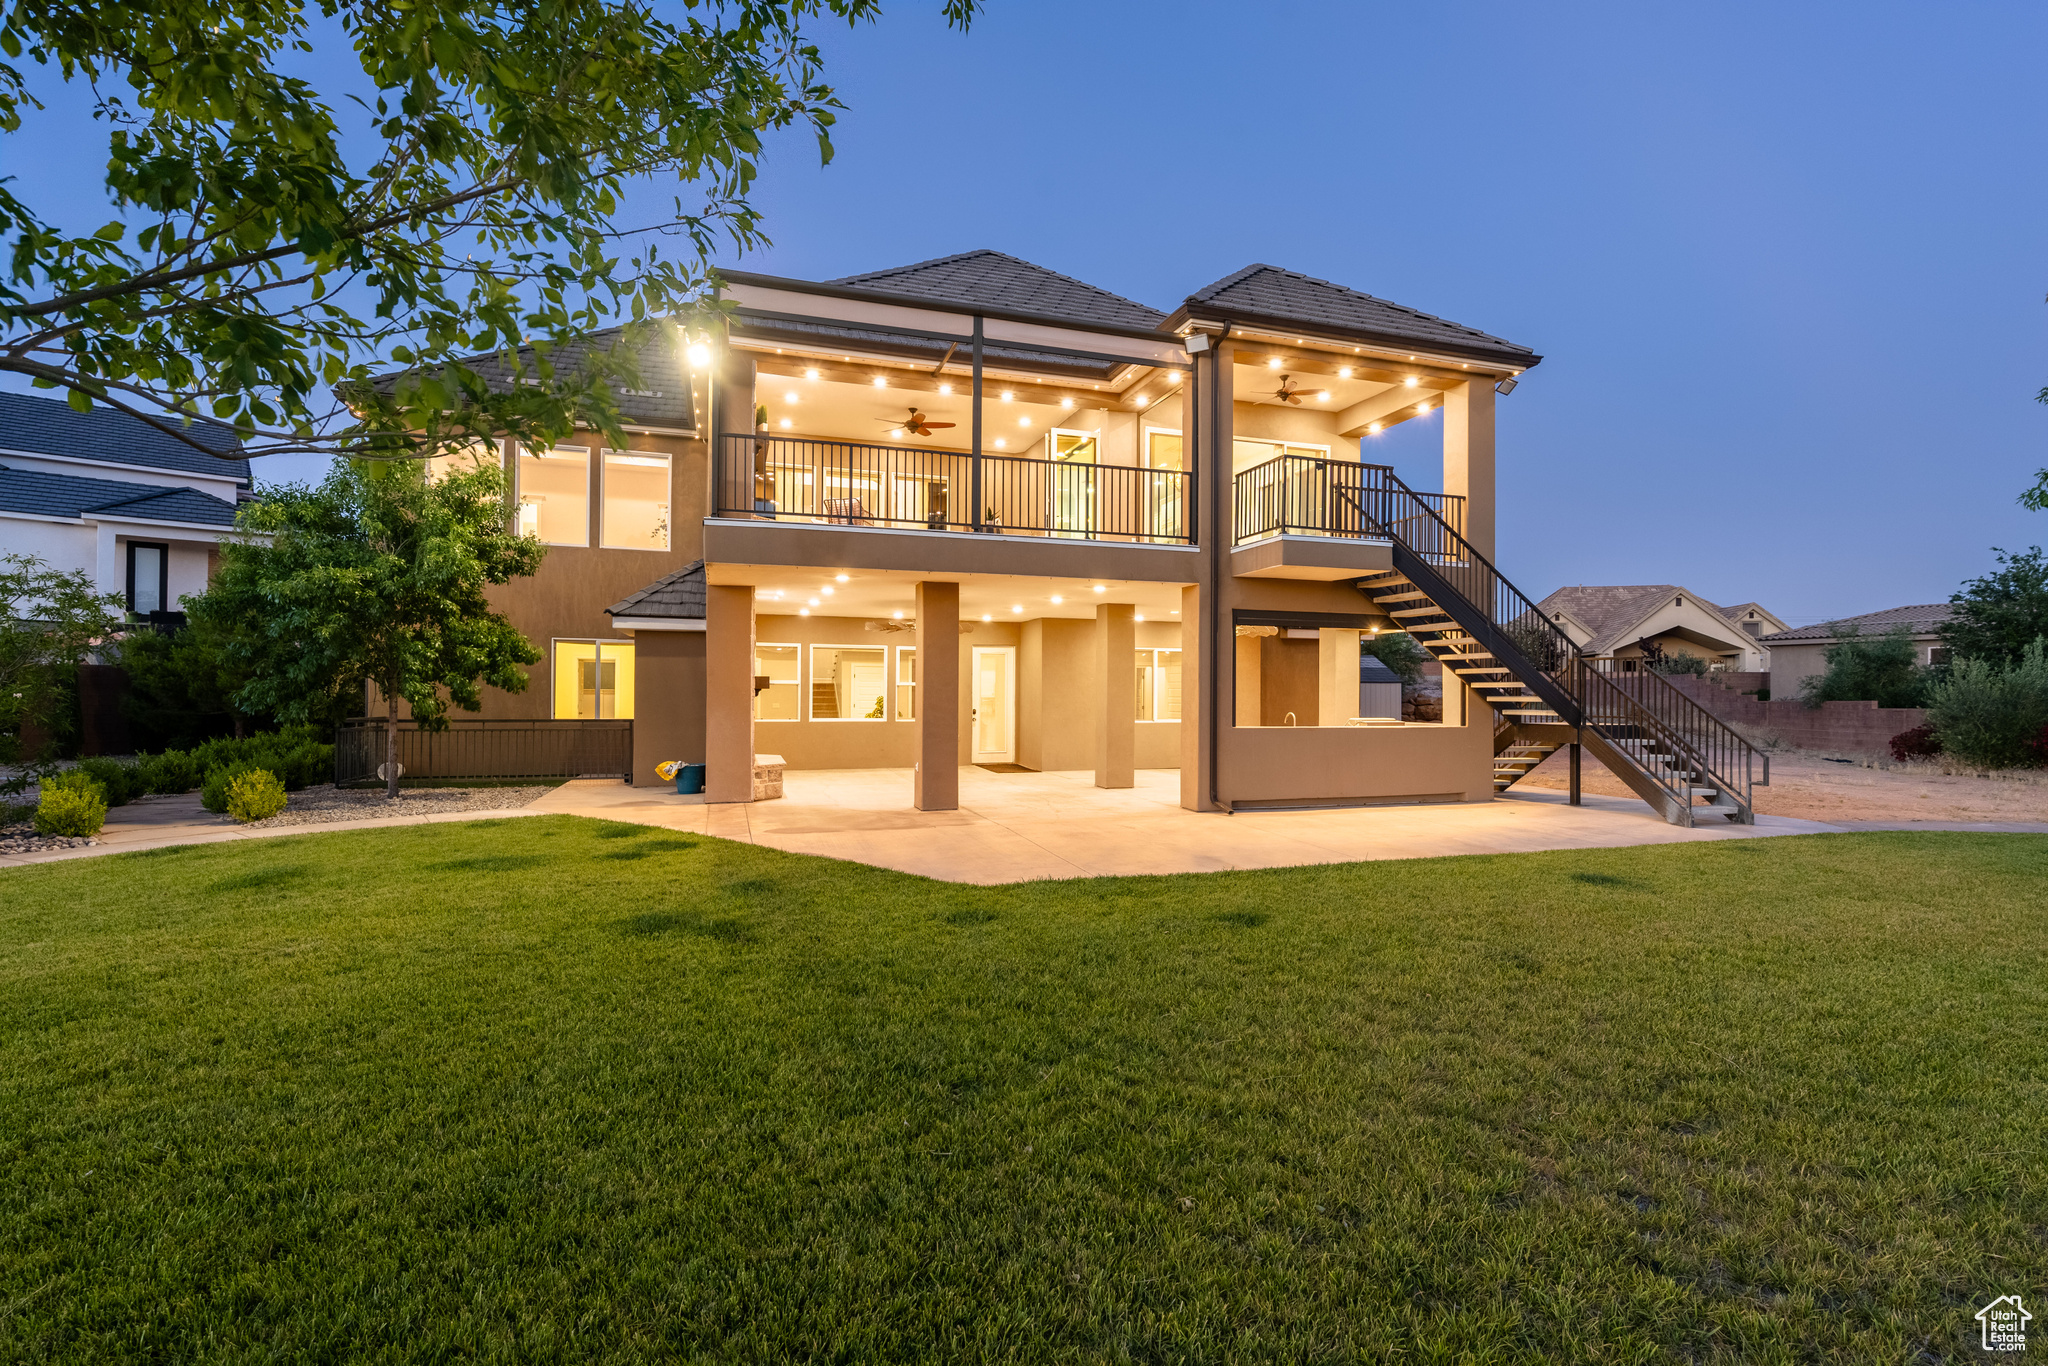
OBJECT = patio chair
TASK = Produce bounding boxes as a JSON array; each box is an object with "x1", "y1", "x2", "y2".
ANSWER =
[{"x1": 823, "y1": 497, "x2": 874, "y2": 526}]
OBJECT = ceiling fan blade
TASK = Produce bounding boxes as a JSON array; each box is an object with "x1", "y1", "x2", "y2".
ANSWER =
[{"x1": 922, "y1": 421, "x2": 956, "y2": 428}]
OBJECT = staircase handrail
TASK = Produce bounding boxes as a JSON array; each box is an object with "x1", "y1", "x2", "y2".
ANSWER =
[{"x1": 1341, "y1": 474, "x2": 1757, "y2": 817}]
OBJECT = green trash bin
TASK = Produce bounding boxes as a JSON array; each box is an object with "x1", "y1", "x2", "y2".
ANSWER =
[{"x1": 676, "y1": 763, "x2": 706, "y2": 795}]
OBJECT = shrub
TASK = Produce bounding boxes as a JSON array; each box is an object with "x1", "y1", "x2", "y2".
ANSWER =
[
  {"x1": 75, "y1": 756, "x2": 144, "y2": 807},
  {"x1": 189, "y1": 726, "x2": 332, "y2": 791},
  {"x1": 1889, "y1": 724, "x2": 1942, "y2": 762},
  {"x1": 200, "y1": 761, "x2": 257, "y2": 814},
  {"x1": 34, "y1": 782, "x2": 105, "y2": 837},
  {"x1": 1362, "y1": 631, "x2": 1430, "y2": 685},
  {"x1": 1924, "y1": 638, "x2": 2048, "y2": 769},
  {"x1": 224, "y1": 768, "x2": 288, "y2": 822},
  {"x1": 1800, "y1": 625, "x2": 1928, "y2": 709},
  {"x1": 1649, "y1": 651, "x2": 1712, "y2": 677},
  {"x1": 137, "y1": 749, "x2": 202, "y2": 794},
  {"x1": 41, "y1": 767, "x2": 107, "y2": 803}
]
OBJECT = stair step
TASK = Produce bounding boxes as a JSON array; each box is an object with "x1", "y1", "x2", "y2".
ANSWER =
[
  {"x1": 1450, "y1": 666, "x2": 1512, "y2": 676},
  {"x1": 1388, "y1": 606, "x2": 1451, "y2": 619},
  {"x1": 1371, "y1": 590, "x2": 1432, "y2": 604}
]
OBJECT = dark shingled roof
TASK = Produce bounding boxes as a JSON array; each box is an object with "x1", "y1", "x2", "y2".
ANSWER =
[
  {"x1": 377, "y1": 326, "x2": 698, "y2": 431},
  {"x1": 1537, "y1": 584, "x2": 1776, "y2": 658},
  {"x1": 1181, "y1": 264, "x2": 1538, "y2": 364},
  {"x1": 827, "y1": 251, "x2": 1167, "y2": 331},
  {"x1": 608, "y1": 559, "x2": 706, "y2": 620},
  {"x1": 0, "y1": 463, "x2": 239, "y2": 527},
  {"x1": 1759, "y1": 604, "x2": 1954, "y2": 643},
  {"x1": 0, "y1": 389, "x2": 252, "y2": 483}
]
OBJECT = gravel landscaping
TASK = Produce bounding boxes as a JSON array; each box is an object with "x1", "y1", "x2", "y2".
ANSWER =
[
  {"x1": 243, "y1": 783, "x2": 550, "y2": 828},
  {"x1": 0, "y1": 822, "x2": 96, "y2": 856}
]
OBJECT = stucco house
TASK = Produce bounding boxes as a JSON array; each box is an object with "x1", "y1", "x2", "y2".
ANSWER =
[
  {"x1": 384, "y1": 249, "x2": 1767, "y2": 826},
  {"x1": 0, "y1": 390, "x2": 253, "y2": 618},
  {"x1": 1538, "y1": 584, "x2": 1785, "y2": 673},
  {"x1": 1757, "y1": 603, "x2": 1953, "y2": 697}
]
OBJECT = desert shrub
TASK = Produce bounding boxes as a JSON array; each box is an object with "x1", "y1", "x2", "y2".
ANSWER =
[
  {"x1": 1649, "y1": 651, "x2": 1712, "y2": 677},
  {"x1": 1800, "y1": 625, "x2": 1928, "y2": 709},
  {"x1": 1889, "y1": 724, "x2": 1942, "y2": 762},
  {"x1": 75, "y1": 756, "x2": 144, "y2": 807},
  {"x1": 137, "y1": 749, "x2": 202, "y2": 794},
  {"x1": 34, "y1": 782, "x2": 106, "y2": 837},
  {"x1": 41, "y1": 767, "x2": 107, "y2": 803},
  {"x1": 1924, "y1": 638, "x2": 2048, "y2": 769},
  {"x1": 200, "y1": 761, "x2": 258, "y2": 814},
  {"x1": 224, "y1": 768, "x2": 288, "y2": 822}
]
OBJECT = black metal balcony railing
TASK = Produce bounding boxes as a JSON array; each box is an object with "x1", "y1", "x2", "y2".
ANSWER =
[
  {"x1": 334, "y1": 720, "x2": 632, "y2": 784},
  {"x1": 1232, "y1": 455, "x2": 1465, "y2": 547},
  {"x1": 715, "y1": 433, "x2": 1192, "y2": 544}
]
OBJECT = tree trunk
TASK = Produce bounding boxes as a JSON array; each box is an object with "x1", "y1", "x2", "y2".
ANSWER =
[{"x1": 385, "y1": 685, "x2": 400, "y2": 800}]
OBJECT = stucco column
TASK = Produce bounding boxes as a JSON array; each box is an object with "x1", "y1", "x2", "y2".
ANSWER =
[
  {"x1": 1178, "y1": 584, "x2": 1207, "y2": 810},
  {"x1": 1094, "y1": 602, "x2": 1135, "y2": 789},
  {"x1": 1318, "y1": 628, "x2": 1361, "y2": 727},
  {"x1": 914, "y1": 581, "x2": 960, "y2": 811},
  {"x1": 1442, "y1": 378, "x2": 1496, "y2": 560},
  {"x1": 1234, "y1": 630, "x2": 1262, "y2": 727},
  {"x1": 704, "y1": 583, "x2": 755, "y2": 803}
]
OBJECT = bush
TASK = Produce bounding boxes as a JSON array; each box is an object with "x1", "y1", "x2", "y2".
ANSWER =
[
  {"x1": 189, "y1": 727, "x2": 332, "y2": 791},
  {"x1": 1800, "y1": 625, "x2": 1928, "y2": 709},
  {"x1": 137, "y1": 749, "x2": 202, "y2": 794},
  {"x1": 41, "y1": 767, "x2": 108, "y2": 803},
  {"x1": 224, "y1": 768, "x2": 288, "y2": 822},
  {"x1": 1924, "y1": 638, "x2": 2048, "y2": 769},
  {"x1": 1889, "y1": 724, "x2": 1942, "y2": 762},
  {"x1": 75, "y1": 756, "x2": 144, "y2": 807},
  {"x1": 34, "y1": 782, "x2": 106, "y2": 837},
  {"x1": 200, "y1": 761, "x2": 257, "y2": 814},
  {"x1": 1649, "y1": 651, "x2": 1712, "y2": 677}
]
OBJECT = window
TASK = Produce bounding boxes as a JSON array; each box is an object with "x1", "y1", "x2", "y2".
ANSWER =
[
  {"x1": 426, "y1": 441, "x2": 499, "y2": 483},
  {"x1": 551, "y1": 640, "x2": 635, "y2": 718},
  {"x1": 1231, "y1": 438, "x2": 1328, "y2": 474},
  {"x1": 517, "y1": 444, "x2": 590, "y2": 545},
  {"x1": 602, "y1": 450, "x2": 671, "y2": 550},
  {"x1": 1143, "y1": 428, "x2": 1184, "y2": 542},
  {"x1": 809, "y1": 645, "x2": 887, "y2": 720},
  {"x1": 755, "y1": 644, "x2": 799, "y2": 720},
  {"x1": 1049, "y1": 430, "x2": 1097, "y2": 538},
  {"x1": 1929, "y1": 646, "x2": 1953, "y2": 667},
  {"x1": 894, "y1": 646, "x2": 917, "y2": 720},
  {"x1": 126, "y1": 542, "x2": 169, "y2": 615},
  {"x1": 1136, "y1": 648, "x2": 1182, "y2": 721}
]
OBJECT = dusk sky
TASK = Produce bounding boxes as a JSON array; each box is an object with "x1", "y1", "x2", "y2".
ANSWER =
[{"x1": 10, "y1": 1, "x2": 2046, "y2": 623}]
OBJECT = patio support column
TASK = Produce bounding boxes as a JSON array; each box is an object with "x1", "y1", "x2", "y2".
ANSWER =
[
  {"x1": 914, "y1": 581, "x2": 960, "y2": 811},
  {"x1": 1179, "y1": 584, "x2": 1208, "y2": 810},
  {"x1": 1094, "y1": 602, "x2": 1134, "y2": 789},
  {"x1": 1318, "y1": 628, "x2": 1361, "y2": 727},
  {"x1": 704, "y1": 583, "x2": 755, "y2": 803},
  {"x1": 1443, "y1": 378, "x2": 1496, "y2": 560}
]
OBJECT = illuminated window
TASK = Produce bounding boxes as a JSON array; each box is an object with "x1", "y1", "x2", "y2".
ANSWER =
[
  {"x1": 1143, "y1": 428, "x2": 1184, "y2": 542},
  {"x1": 602, "y1": 449, "x2": 671, "y2": 550},
  {"x1": 810, "y1": 645, "x2": 886, "y2": 720},
  {"x1": 755, "y1": 644, "x2": 799, "y2": 721},
  {"x1": 551, "y1": 639, "x2": 635, "y2": 718},
  {"x1": 894, "y1": 646, "x2": 917, "y2": 720},
  {"x1": 1136, "y1": 647, "x2": 1182, "y2": 721},
  {"x1": 517, "y1": 444, "x2": 590, "y2": 545}
]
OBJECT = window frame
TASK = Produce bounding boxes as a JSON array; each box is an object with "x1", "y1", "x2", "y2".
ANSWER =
[
  {"x1": 599, "y1": 447, "x2": 673, "y2": 551},
  {"x1": 516, "y1": 443, "x2": 592, "y2": 547},
  {"x1": 753, "y1": 641, "x2": 802, "y2": 722},
  {"x1": 806, "y1": 642, "x2": 889, "y2": 722},
  {"x1": 125, "y1": 540, "x2": 170, "y2": 616},
  {"x1": 893, "y1": 645, "x2": 917, "y2": 721},
  {"x1": 1135, "y1": 646, "x2": 1183, "y2": 723},
  {"x1": 549, "y1": 636, "x2": 636, "y2": 719}
]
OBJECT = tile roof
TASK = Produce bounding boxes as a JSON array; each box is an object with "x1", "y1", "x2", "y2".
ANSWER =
[
  {"x1": 0, "y1": 463, "x2": 240, "y2": 527},
  {"x1": 1537, "y1": 584, "x2": 1772, "y2": 657},
  {"x1": 1758, "y1": 604, "x2": 1953, "y2": 643},
  {"x1": 827, "y1": 251, "x2": 1167, "y2": 331},
  {"x1": 1181, "y1": 264, "x2": 1538, "y2": 364},
  {"x1": 607, "y1": 559, "x2": 706, "y2": 620},
  {"x1": 377, "y1": 326, "x2": 698, "y2": 431},
  {"x1": 0, "y1": 389, "x2": 252, "y2": 482}
]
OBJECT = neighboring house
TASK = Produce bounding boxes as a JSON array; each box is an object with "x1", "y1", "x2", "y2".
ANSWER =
[
  {"x1": 405, "y1": 248, "x2": 1765, "y2": 824},
  {"x1": 1757, "y1": 603, "x2": 1954, "y2": 698},
  {"x1": 0, "y1": 390, "x2": 253, "y2": 617},
  {"x1": 1537, "y1": 584, "x2": 1785, "y2": 673}
]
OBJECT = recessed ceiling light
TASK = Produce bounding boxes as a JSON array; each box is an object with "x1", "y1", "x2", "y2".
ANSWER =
[
  {"x1": 1266, "y1": 358, "x2": 1281, "y2": 370},
  {"x1": 1050, "y1": 595, "x2": 1063, "y2": 604},
  {"x1": 1001, "y1": 390, "x2": 1015, "y2": 401},
  {"x1": 981, "y1": 614, "x2": 992, "y2": 623},
  {"x1": 1368, "y1": 422, "x2": 1382, "y2": 434},
  {"x1": 892, "y1": 610, "x2": 904, "y2": 619},
  {"x1": 939, "y1": 383, "x2": 953, "y2": 394},
  {"x1": 1133, "y1": 395, "x2": 1147, "y2": 405},
  {"x1": 820, "y1": 585, "x2": 834, "y2": 595},
  {"x1": 799, "y1": 608, "x2": 810, "y2": 617},
  {"x1": 1404, "y1": 377, "x2": 1418, "y2": 388},
  {"x1": 783, "y1": 391, "x2": 798, "y2": 403},
  {"x1": 835, "y1": 573, "x2": 849, "y2": 582},
  {"x1": 1316, "y1": 391, "x2": 1330, "y2": 402},
  {"x1": 807, "y1": 597, "x2": 819, "y2": 606},
  {"x1": 1011, "y1": 604, "x2": 1022, "y2": 613},
  {"x1": 891, "y1": 428, "x2": 904, "y2": 439},
  {"x1": 1338, "y1": 367, "x2": 1353, "y2": 379},
  {"x1": 805, "y1": 368, "x2": 819, "y2": 380},
  {"x1": 873, "y1": 376, "x2": 887, "y2": 388},
  {"x1": 994, "y1": 438, "x2": 1007, "y2": 449},
  {"x1": 1416, "y1": 402, "x2": 1431, "y2": 414},
  {"x1": 779, "y1": 418, "x2": 792, "y2": 429},
  {"x1": 1092, "y1": 584, "x2": 1106, "y2": 593},
  {"x1": 1060, "y1": 397, "x2": 1074, "y2": 409},
  {"x1": 1019, "y1": 417, "x2": 1031, "y2": 427},
  {"x1": 1135, "y1": 614, "x2": 1145, "y2": 622}
]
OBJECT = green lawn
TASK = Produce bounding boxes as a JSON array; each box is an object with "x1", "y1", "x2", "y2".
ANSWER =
[{"x1": 2, "y1": 822, "x2": 2044, "y2": 1363}]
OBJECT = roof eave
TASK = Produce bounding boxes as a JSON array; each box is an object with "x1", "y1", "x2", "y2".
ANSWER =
[
  {"x1": 1164, "y1": 301, "x2": 1541, "y2": 372},
  {"x1": 717, "y1": 268, "x2": 1173, "y2": 344}
]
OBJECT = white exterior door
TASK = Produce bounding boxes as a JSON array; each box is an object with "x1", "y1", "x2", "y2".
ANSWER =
[{"x1": 971, "y1": 646, "x2": 1017, "y2": 764}]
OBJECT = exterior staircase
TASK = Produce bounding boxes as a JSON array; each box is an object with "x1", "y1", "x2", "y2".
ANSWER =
[{"x1": 1341, "y1": 479, "x2": 1763, "y2": 827}]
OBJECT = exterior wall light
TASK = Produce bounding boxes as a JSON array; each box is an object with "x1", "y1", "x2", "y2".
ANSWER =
[
  {"x1": 1495, "y1": 376, "x2": 1519, "y2": 395},
  {"x1": 685, "y1": 342, "x2": 713, "y2": 369}
]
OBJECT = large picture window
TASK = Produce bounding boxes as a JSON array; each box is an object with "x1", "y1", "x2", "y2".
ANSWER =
[
  {"x1": 755, "y1": 644, "x2": 799, "y2": 720},
  {"x1": 602, "y1": 449, "x2": 671, "y2": 550},
  {"x1": 551, "y1": 639, "x2": 635, "y2": 718},
  {"x1": 1136, "y1": 647, "x2": 1182, "y2": 721},
  {"x1": 126, "y1": 541, "x2": 169, "y2": 615},
  {"x1": 809, "y1": 645, "x2": 886, "y2": 720},
  {"x1": 517, "y1": 444, "x2": 590, "y2": 545}
]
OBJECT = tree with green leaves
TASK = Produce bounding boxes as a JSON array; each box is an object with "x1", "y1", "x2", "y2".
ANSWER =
[
  {"x1": 1798, "y1": 625, "x2": 1926, "y2": 709},
  {"x1": 1942, "y1": 546, "x2": 2048, "y2": 668},
  {"x1": 196, "y1": 460, "x2": 544, "y2": 797},
  {"x1": 0, "y1": 554, "x2": 122, "y2": 777},
  {"x1": 1361, "y1": 630, "x2": 1428, "y2": 685},
  {"x1": 1, "y1": 0, "x2": 979, "y2": 465}
]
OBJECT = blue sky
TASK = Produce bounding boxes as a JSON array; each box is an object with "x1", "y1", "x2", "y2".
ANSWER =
[{"x1": 8, "y1": 1, "x2": 2046, "y2": 621}]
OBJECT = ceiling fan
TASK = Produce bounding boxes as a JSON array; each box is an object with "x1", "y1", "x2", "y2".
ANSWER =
[
  {"x1": 1269, "y1": 374, "x2": 1322, "y2": 406},
  {"x1": 878, "y1": 407, "x2": 956, "y2": 437}
]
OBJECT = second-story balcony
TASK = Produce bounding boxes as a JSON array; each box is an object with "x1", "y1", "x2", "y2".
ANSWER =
[
  {"x1": 715, "y1": 433, "x2": 1193, "y2": 545},
  {"x1": 1233, "y1": 455, "x2": 1464, "y2": 547}
]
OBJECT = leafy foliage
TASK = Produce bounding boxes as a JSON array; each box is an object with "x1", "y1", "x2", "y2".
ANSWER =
[
  {"x1": 224, "y1": 767, "x2": 287, "y2": 822},
  {"x1": 0, "y1": 554, "x2": 122, "y2": 770},
  {"x1": 1648, "y1": 651, "x2": 1712, "y2": 677},
  {"x1": 1942, "y1": 546, "x2": 2048, "y2": 668},
  {"x1": 32, "y1": 779, "x2": 104, "y2": 836},
  {"x1": 1888, "y1": 724, "x2": 1941, "y2": 763},
  {"x1": 1798, "y1": 626, "x2": 1928, "y2": 710},
  {"x1": 74, "y1": 755, "x2": 144, "y2": 806},
  {"x1": 0, "y1": 0, "x2": 978, "y2": 466},
  {"x1": 136, "y1": 748, "x2": 201, "y2": 795},
  {"x1": 1924, "y1": 638, "x2": 2048, "y2": 769},
  {"x1": 117, "y1": 618, "x2": 261, "y2": 750},
  {"x1": 1360, "y1": 631, "x2": 1428, "y2": 685}
]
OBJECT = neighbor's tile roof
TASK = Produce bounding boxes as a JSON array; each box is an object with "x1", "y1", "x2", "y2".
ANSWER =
[
  {"x1": 374, "y1": 326, "x2": 697, "y2": 431},
  {"x1": 1758, "y1": 603, "x2": 1954, "y2": 643},
  {"x1": 0, "y1": 463, "x2": 239, "y2": 527},
  {"x1": 608, "y1": 559, "x2": 706, "y2": 620},
  {"x1": 1181, "y1": 264, "x2": 1538, "y2": 364},
  {"x1": 827, "y1": 250, "x2": 1167, "y2": 331},
  {"x1": 0, "y1": 389, "x2": 251, "y2": 483},
  {"x1": 1537, "y1": 584, "x2": 1770, "y2": 657}
]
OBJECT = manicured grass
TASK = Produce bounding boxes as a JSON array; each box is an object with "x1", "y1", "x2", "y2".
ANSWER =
[{"x1": 2, "y1": 823, "x2": 2044, "y2": 1363}]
